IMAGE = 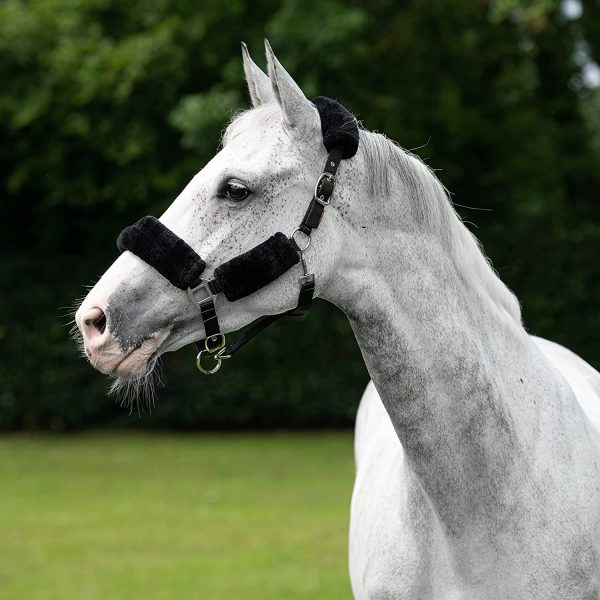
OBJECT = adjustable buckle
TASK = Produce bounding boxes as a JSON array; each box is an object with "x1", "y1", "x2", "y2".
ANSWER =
[
  {"x1": 203, "y1": 333, "x2": 226, "y2": 353},
  {"x1": 287, "y1": 238, "x2": 316, "y2": 318},
  {"x1": 187, "y1": 279, "x2": 215, "y2": 308},
  {"x1": 314, "y1": 172, "x2": 335, "y2": 206},
  {"x1": 188, "y1": 279, "x2": 229, "y2": 374}
]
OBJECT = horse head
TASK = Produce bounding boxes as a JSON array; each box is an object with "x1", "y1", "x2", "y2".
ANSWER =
[{"x1": 75, "y1": 41, "x2": 356, "y2": 392}]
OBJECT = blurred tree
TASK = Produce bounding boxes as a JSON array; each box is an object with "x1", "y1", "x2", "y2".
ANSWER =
[{"x1": 0, "y1": 0, "x2": 598, "y2": 430}]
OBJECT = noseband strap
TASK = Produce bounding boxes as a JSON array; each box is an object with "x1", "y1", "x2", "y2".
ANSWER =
[{"x1": 116, "y1": 97, "x2": 359, "y2": 375}]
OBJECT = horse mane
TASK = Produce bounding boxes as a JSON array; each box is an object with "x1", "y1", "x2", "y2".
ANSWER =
[
  {"x1": 359, "y1": 129, "x2": 522, "y2": 325},
  {"x1": 224, "y1": 104, "x2": 522, "y2": 325}
]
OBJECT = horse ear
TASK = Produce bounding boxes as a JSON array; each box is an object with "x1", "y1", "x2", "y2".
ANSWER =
[
  {"x1": 264, "y1": 39, "x2": 319, "y2": 133},
  {"x1": 241, "y1": 42, "x2": 274, "y2": 107}
]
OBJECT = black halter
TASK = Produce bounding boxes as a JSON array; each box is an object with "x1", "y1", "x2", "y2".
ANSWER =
[{"x1": 116, "y1": 97, "x2": 359, "y2": 374}]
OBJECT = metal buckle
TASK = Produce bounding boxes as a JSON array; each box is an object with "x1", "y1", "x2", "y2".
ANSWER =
[
  {"x1": 187, "y1": 279, "x2": 214, "y2": 308},
  {"x1": 204, "y1": 333, "x2": 225, "y2": 353},
  {"x1": 314, "y1": 172, "x2": 334, "y2": 206}
]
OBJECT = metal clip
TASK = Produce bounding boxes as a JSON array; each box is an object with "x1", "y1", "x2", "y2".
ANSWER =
[
  {"x1": 297, "y1": 251, "x2": 315, "y2": 289},
  {"x1": 300, "y1": 251, "x2": 309, "y2": 276},
  {"x1": 196, "y1": 334, "x2": 229, "y2": 375}
]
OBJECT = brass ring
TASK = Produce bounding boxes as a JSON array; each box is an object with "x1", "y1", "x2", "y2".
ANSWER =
[{"x1": 196, "y1": 350, "x2": 222, "y2": 375}]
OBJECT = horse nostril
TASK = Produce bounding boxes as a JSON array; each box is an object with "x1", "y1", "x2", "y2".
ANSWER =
[
  {"x1": 80, "y1": 307, "x2": 107, "y2": 340},
  {"x1": 94, "y1": 312, "x2": 107, "y2": 334}
]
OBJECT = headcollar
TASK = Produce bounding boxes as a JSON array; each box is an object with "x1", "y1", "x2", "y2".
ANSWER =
[{"x1": 116, "y1": 97, "x2": 359, "y2": 374}]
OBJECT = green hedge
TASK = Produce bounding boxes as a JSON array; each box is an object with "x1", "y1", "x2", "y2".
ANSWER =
[{"x1": 1, "y1": 0, "x2": 598, "y2": 430}]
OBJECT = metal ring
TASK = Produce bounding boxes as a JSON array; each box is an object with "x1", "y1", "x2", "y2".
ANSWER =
[
  {"x1": 291, "y1": 228, "x2": 311, "y2": 252},
  {"x1": 196, "y1": 350, "x2": 222, "y2": 375},
  {"x1": 205, "y1": 333, "x2": 226, "y2": 353}
]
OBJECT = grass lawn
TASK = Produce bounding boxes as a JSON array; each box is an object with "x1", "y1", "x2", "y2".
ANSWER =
[{"x1": 0, "y1": 432, "x2": 355, "y2": 599}]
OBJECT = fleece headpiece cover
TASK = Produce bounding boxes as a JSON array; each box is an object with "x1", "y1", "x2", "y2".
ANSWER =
[
  {"x1": 312, "y1": 96, "x2": 359, "y2": 159},
  {"x1": 116, "y1": 97, "x2": 359, "y2": 295}
]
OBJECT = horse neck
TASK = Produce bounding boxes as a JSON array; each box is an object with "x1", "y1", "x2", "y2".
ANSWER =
[{"x1": 324, "y1": 142, "x2": 548, "y2": 532}]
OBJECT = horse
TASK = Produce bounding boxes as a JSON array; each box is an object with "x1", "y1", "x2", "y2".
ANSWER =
[{"x1": 75, "y1": 41, "x2": 600, "y2": 598}]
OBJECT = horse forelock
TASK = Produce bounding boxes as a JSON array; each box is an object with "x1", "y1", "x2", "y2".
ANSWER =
[{"x1": 221, "y1": 103, "x2": 282, "y2": 147}]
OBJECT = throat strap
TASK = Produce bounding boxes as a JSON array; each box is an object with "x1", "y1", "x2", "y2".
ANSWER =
[{"x1": 194, "y1": 270, "x2": 315, "y2": 361}]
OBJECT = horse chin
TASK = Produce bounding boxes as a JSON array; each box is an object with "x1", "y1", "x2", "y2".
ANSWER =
[
  {"x1": 112, "y1": 348, "x2": 159, "y2": 380},
  {"x1": 113, "y1": 342, "x2": 159, "y2": 378},
  {"x1": 84, "y1": 334, "x2": 160, "y2": 377},
  {"x1": 86, "y1": 332, "x2": 169, "y2": 409},
  {"x1": 108, "y1": 347, "x2": 162, "y2": 409}
]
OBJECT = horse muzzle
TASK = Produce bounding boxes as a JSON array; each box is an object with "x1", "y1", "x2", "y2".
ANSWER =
[{"x1": 76, "y1": 303, "x2": 164, "y2": 378}]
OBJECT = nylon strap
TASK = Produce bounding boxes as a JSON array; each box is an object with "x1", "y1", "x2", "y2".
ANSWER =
[
  {"x1": 298, "y1": 147, "x2": 343, "y2": 235},
  {"x1": 193, "y1": 144, "x2": 340, "y2": 361},
  {"x1": 195, "y1": 272, "x2": 316, "y2": 360},
  {"x1": 199, "y1": 298, "x2": 222, "y2": 351}
]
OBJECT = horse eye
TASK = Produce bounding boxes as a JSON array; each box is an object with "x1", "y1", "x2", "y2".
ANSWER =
[{"x1": 223, "y1": 181, "x2": 250, "y2": 202}]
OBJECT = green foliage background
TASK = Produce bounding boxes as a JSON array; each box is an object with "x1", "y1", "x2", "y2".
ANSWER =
[{"x1": 1, "y1": 0, "x2": 598, "y2": 430}]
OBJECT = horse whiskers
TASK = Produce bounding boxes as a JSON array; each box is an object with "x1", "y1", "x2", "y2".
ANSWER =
[
  {"x1": 68, "y1": 291, "x2": 164, "y2": 413},
  {"x1": 108, "y1": 353, "x2": 163, "y2": 414},
  {"x1": 69, "y1": 322, "x2": 84, "y2": 345},
  {"x1": 69, "y1": 322, "x2": 86, "y2": 363},
  {"x1": 60, "y1": 295, "x2": 88, "y2": 327}
]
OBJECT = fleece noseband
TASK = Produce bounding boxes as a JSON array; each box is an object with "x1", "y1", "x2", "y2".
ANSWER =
[{"x1": 117, "y1": 96, "x2": 359, "y2": 374}]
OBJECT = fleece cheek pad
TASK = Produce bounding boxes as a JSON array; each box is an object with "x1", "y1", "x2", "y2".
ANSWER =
[
  {"x1": 212, "y1": 233, "x2": 299, "y2": 302},
  {"x1": 116, "y1": 216, "x2": 206, "y2": 289}
]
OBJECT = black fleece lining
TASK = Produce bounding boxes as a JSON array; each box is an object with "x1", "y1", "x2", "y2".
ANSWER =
[
  {"x1": 116, "y1": 216, "x2": 206, "y2": 289},
  {"x1": 213, "y1": 232, "x2": 299, "y2": 302},
  {"x1": 312, "y1": 96, "x2": 359, "y2": 159}
]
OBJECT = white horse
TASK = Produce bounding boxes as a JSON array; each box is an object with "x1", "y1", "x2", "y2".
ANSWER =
[{"x1": 75, "y1": 42, "x2": 600, "y2": 598}]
